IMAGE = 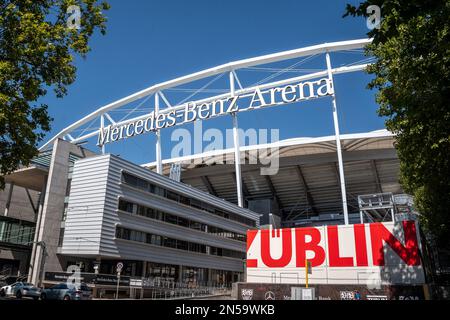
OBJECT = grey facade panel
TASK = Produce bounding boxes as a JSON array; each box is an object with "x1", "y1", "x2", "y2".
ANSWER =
[
  {"x1": 63, "y1": 154, "x2": 258, "y2": 273},
  {"x1": 0, "y1": 183, "x2": 39, "y2": 223},
  {"x1": 61, "y1": 155, "x2": 110, "y2": 255},
  {"x1": 30, "y1": 139, "x2": 98, "y2": 282},
  {"x1": 117, "y1": 211, "x2": 245, "y2": 252},
  {"x1": 118, "y1": 185, "x2": 251, "y2": 235},
  {"x1": 112, "y1": 155, "x2": 259, "y2": 223},
  {"x1": 114, "y1": 239, "x2": 244, "y2": 272}
]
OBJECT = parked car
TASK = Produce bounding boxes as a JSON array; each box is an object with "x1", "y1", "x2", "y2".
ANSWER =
[
  {"x1": 0, "y1": 282, "x2": 41, "y2": 299},
  {"x1": 40, "y1": 283, "x2": 92, "y2": 300}
]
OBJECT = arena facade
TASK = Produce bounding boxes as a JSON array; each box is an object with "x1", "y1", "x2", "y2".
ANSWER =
[{"x1": 1, "y1": 38, "x2": 437, "y2": 299}]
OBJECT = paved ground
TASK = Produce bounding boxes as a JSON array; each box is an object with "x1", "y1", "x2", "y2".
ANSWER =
[
  {"x1": 193, "y1": 295, "x2": 235, "y2": 300},
  {"x1": 1, "y1": 294, "x2": 234, "y2": 301},
  {"x1": 0, "y1": 296, "x2": 36, "y2": 301}
]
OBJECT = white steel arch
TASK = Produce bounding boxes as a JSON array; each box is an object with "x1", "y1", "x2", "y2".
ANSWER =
[
  {"x1": 40, "y1": 38, "x2": 372, "y2": 150},
  {"x1": 40, "y1": 38, "x2": 374, "y2": 224}
]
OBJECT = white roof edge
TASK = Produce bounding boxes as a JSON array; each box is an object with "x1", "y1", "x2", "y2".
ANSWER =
[
  {"x1": 141, "y1": 129, "x2": 394, "y2": 167},
  {"x1": 39, "y1": 38, "x2": 372, "y2": 151}
]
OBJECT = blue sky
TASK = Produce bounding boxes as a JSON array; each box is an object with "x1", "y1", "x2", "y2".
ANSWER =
[{"x1": 40, "y1": 0, "x2": 384, "y2": 164}]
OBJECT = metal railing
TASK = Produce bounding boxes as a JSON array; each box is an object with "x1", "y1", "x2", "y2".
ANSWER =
[
  {"x1": 0, "y1": 270, "x2": 28, "y2": 286},
  {"x1": 0, "y1": 268, "x2": 13, "y2": 281},
  {"x1": 128, "y1": 277, "x2": 231, "y2": 299},
  {"x1": 149, "y1": 287, "x2": 229, "y2": 300},
  {"x1": 138, "y1": 277, "x2": 231, "y2": 289}
]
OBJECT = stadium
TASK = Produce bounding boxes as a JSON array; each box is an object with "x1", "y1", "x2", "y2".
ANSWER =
[
  {"x1": 142, "y1": 128, "x2": 402, "y2": 226},
  {"x1": 0, "y1": 38, "x2": 439, "y2": 300}
]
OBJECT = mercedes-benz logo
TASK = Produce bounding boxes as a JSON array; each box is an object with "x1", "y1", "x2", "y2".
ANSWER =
[{"x1": 265, "y1": 291, "x2": 275, "y2": 300}]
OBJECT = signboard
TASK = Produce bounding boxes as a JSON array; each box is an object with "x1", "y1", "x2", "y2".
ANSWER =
[
  {"x1": 97, "y1": 78, "x2": 332, "y2": 146},
  {"x1": 246, "y1": 221, "x2": 425, "y2": 285},
  {"x1": 291, "y1": 287, "x2": 315, "y2": 300},
  {"x1": 236, "y1": 283, "x2": 426, "y2": 300},
  {"x1": 95, "y1": 274, "x2": 130, "y2": 286},
  {"x1": 301, "y1": 288, "x2": 314, "y2": 300},
  {"x1": 116, "y1": 262, "x2": 123, "y2": 274},
  {"x1": 45, "y1": 272, "x2": 96, "y2": 284},
  {"x1": 45, "y1": 272, "x2": 130, "y2": 286},
  {"x1": 366, "y1": 295, "x2": 388, "y2": 300},
  {"x1": 241, "y1": 289, "x2": 254, "y2": 300},
  {"x1": 130, "y1": 278, "x2": 143, "y2": 287}
]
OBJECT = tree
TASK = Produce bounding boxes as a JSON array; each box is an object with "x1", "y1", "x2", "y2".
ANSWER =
[
  {"x1": 344, "y1": 1, "x2": 450, "y2": 246},
  {"x1": 0, "y1": 0, "x2": 109, "y2": 188}
]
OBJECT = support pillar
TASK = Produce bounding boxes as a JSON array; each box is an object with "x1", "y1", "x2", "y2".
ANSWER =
[
  {"x1": 100, "y1": 115, "x2": 105, "y2": 155},
  {"x1": 155, "y1": 93, "x2": 163, "y2": 174},
  {"x1": 28, "y1": 177, "x2": 47, "y2": 284},
  {"x1": 140, "y1": 261, "x2": 147, "y2": 299},
  {"x1": 178, "y1": 265, "x2": 183, "y2": 285},
  {"x1": 325, "y1": 52, "x2": 349, "y2": 225},
  {"x1": 230, "y1": 71, "x2": 243, "y2": 207},
  {"x1": 4, "y1": 182, "x2": 14, "y2": 217}
]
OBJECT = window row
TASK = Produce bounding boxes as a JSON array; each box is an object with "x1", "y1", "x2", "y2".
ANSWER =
[
  {"x1": 121, "y1": 172, "x2": 255, "y2": 227},
  {"x1": 0, "y1": 219, "x2": 35, "y2": 246},
  {"x1": 118, "y1": 199, "x2": 246, "y2": 242},
  {"x1": 115, "y1": 226, "x2": 245, "y2": 259}
]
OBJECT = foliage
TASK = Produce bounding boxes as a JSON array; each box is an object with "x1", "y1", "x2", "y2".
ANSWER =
[
  {"x1": 344, "y1": 1, "x2": 450, "y2": 246},
  {"x1": 0, "y1": 0, "x2": 109, "y2": 187}
]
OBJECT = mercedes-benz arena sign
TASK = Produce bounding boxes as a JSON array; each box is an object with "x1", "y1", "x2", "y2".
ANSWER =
[
  {"x1": 246, "y1": 221, "x2": 425, "y2": 285},
  {"x1": 97, "y1": 78, "x2": 331, "y2": 146}
]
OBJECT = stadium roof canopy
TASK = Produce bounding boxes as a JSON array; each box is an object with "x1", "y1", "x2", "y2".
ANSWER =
[{"x1": 142, "y1": 129, "x2": 402, "y2": 223}]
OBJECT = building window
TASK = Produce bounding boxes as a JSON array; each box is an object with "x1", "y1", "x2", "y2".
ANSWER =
[
  {"x1": 118, "y1": 198, "x2": 246, "y2": 242},
  {"x1": 166, "y1": 190, "x2": 179, "y2": 202},
  {"x1": 180, "y1": 195, "x2": 191, "y2": 206},
  {"x1": 58, "y1": 228, "x2": 65, "y2": 246},
  {"x1": 164, "y1": 213, "x2": 178, "y2": 225},
  {"x1": 62, "y1": 203, "x2": 68, "y2": 221},
  {"x1": 190, "y1": 199, "x2": 202, "y2": 210},
  {"x1": 202, "y1": 203, "x2": 215, "y2": 214},
  {"x1": 151, "y1": 234, "x2": 162, "y2": 246},
  {"x1": 0, "y1": 217, "x2": 35, "y2": 246},
  {"x1": 65, "y1": 179, "x2": 72, "y2": 196},
  {"x1": 118, "y1": 199, "x2": 134, "y2": 213},
  {"x1": 116, "y1": 227, "x2": 123, "y2": 239},
  {"x1": 189, "y1": 221, "x2": 205, "y2": 232},
  {"x1": 122, "y1": 172, "x2": 139, "y2": 187},
  {"x1": 115, "y1": 226, "x2": 243, "y2": 259},
  {"x1": 178, "y1": 217, "x2": 189, "y2": 228},
  {"x1": 121, "y1": 172, "x2": 256, "y2": 227},
  {"x1": 177, "y1": 240, "x2": 188, "y2": 251},
  {"x1": 163, "y1": 237, "x2": 177, "y2": 248},
  {"x1": 189, "y1": 242, "x2": 206, "y2": 254},
  {"x1": 136, "y1": 178, "x2": 149, "y2": 191},
  {"x1": 210, "y1": 247, "x2": 222, "y2": 257},
  {"x1": 130, "y1": 230, "x2": 144, "y2": 242}
]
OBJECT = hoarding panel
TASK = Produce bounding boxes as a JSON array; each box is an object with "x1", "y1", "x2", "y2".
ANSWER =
[{"x1": 246, "y1": 221, "x2": 425, "y2": 285}]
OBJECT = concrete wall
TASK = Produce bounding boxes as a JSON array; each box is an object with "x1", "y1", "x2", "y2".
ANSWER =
[
  {"x1": 62, "y1": 154, "x2": 259, "y2": 273},
  {"x1": 0, "y1": 247, "x2": 30, "y2": 275},
  {"x1": 30, "y1": 139, "x2": 97, "y2": 284},
  {"x1": 0, "y1": 183, "x2": 39, "y2": 223},
  {"x1": 0, "y1": 180, "x2": 40, "y2": 277}
]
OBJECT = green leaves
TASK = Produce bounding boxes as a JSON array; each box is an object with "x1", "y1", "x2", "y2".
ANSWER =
[
  {"x1": 0, "y1": 0, "x2": 109, "y2": 188},
  {"x1": 345, "y1": 0, "x2": 450, "y2": 246}
]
